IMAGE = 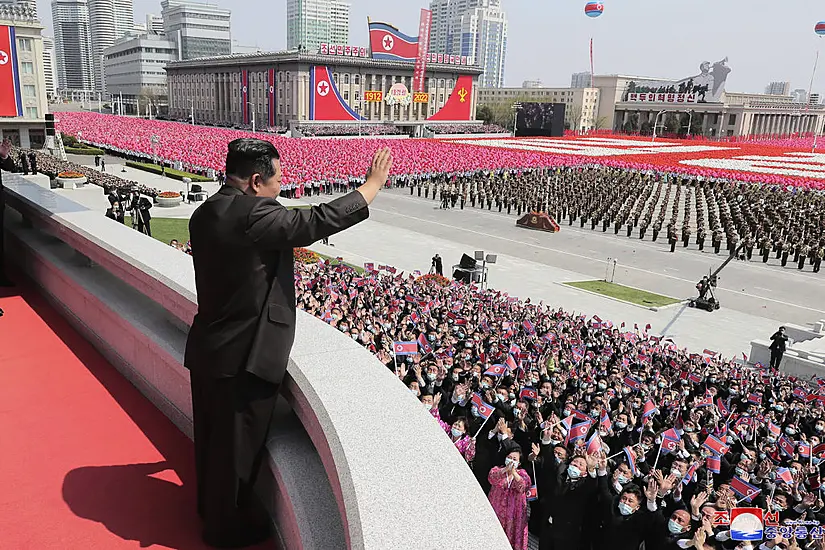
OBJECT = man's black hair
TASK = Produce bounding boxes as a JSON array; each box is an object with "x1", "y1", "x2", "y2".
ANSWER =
[{"x1": 225, "y1": 138, "x2": 280, "y2": 181}]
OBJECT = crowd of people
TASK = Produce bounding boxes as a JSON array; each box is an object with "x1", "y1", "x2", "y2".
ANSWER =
[
  {"x1": 394, "y1": 166, "x2": 825, "y2": 273},
  {"x1": 8, "y1": 145, "x2": 159, "y2": 197},
  {"x1": 292, "y1": 256, "x2": 825, "y2": 550}
]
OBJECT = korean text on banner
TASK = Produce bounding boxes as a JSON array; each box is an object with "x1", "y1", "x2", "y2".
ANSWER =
[{"x1": 413, "y1": 9, "x2": 431, "y2": 93}]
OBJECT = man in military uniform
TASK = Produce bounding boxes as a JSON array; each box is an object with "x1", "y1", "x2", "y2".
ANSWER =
[
  {"x1": 814, "y1": 244, "x2": 824, "y2": 273},
  {"x1": 712, "y1": 229, "x2": 722, "y2": 254},
  {"x1": 799, "y1": 242, "x2": 810, "y2": 270}
]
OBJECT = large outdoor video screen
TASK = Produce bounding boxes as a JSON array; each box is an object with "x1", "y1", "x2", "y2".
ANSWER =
[{"x1": 516, "y1": 102, "x2": 566, "y2": 137}]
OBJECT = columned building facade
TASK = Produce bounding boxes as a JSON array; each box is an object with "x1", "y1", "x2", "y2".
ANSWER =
[{"x1": 165, "y1": 51, "x2": 482, "y2": 129}]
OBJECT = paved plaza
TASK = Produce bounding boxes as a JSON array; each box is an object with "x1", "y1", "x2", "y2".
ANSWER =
[{"x1": 52, "y1": 153, "x2": 825, "y2": 360}]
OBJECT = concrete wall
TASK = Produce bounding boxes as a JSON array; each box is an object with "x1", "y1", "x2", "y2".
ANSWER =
[{"x1": 2, "y1": 173, "x2": 511, "y2": 550}]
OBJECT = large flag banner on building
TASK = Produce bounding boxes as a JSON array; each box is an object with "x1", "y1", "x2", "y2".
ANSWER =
[
  {"x1": 240, "y1": 69, "x2": 250, "y2": 125},
  {"x1": 267, "y1": 68, "x2": 276, "y2": 127},
  {"x1": 309, "y1": 66, "x2": 365, "y2": 121},
  {"x1": 413, "y1": 9, "x2": 431, "y2": 92},
  {"x1": 368, "y1": 20, "x2": 420, "y2": 61},
  {"x1": 0, "y1": 25, "x2": 22, "y2": 117}
]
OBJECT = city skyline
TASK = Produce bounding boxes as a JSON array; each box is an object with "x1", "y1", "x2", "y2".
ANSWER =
[{"x1": 33, "y1": 0, "x2": 825, "y2": 95}]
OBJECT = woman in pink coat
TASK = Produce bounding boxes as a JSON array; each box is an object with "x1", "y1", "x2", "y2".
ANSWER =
[{"x1": 488, "y1": 447, "x2": 531, "y2": 550}]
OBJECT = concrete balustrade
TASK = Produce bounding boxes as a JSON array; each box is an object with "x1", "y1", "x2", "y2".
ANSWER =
[{"x1": 2, "y1": 173, "x2": 512, "y2": 550}]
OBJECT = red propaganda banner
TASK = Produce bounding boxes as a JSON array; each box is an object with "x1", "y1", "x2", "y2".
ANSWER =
[
  {"x1": 427, "y1": 74, "x2": 473, "y2": 121},
  {"x1": 267, "y1": 68, "x2": 276, "y2": 127},
  {"x1": 0, "y1": 25, "x2": 22, "y2": 117},
  {"x1": 413, "y1": 8, "x2": 431, "y2": 92},
  {"x1": 240, "y1": 69, "x2": 249, "y2": 125}
]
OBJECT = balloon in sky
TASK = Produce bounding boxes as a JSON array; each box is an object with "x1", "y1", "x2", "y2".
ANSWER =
[
  {"x1": 816, "y1": 21, "x2": 825, "y2": 35},
  {"x1": 585, "y1": 2, "x2": 604, "y2": 18}
]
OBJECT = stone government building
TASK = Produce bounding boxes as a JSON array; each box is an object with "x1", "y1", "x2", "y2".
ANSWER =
[{"x1": 165, "y1": 50, "x2": 483, "y2": 133}]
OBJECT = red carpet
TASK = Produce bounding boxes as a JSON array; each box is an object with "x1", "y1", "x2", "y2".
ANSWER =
[{"x1": 0, "y1": 280, "x2": 272, "y2": 549}]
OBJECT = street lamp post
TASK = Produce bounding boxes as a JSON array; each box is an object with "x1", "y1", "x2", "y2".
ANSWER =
[
  {"x1": 652, "y1": 110, "x2": 666, "y2": 142},
  {"x1": 150, "y1": 134, "x2": 159, "y2": 166}
]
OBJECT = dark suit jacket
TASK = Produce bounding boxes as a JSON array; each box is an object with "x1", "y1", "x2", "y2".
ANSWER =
[
  {"x1": 0, "y1": 154, "x2": 16, "y2": 180},
  {"x1": 184, "y1": 186, "x2": 369, "y2": 384}
]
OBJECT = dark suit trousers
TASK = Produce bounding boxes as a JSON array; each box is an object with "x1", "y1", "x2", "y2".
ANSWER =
[
  {"x1": 770, "y1": 349, "x2": 784, "y2": 370},
  {"x1": 190, "y1": 371, "x2": 278, "y2": 540}
]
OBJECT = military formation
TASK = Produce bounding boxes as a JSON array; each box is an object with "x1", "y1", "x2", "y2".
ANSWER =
[{"x1": 394, "y1": 165, "x2": 825, "y2": 274}]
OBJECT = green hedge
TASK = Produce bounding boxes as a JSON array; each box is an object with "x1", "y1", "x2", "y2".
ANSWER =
[
  {"x1": 65, "y1": 146, "x2": 105, "y2": 155},
  {"x1": 125, "y1": 160, "x2": 212, "y2": 182}
]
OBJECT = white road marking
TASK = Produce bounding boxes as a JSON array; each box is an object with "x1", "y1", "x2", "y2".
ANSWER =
[{"x1": 370, "y1": 207, "x2": 825, "y2": 315}]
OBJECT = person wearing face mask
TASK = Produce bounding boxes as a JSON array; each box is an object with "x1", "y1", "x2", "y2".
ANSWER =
[
  {"x1": 596, "y1": 480, "x2": 662, "y2": 550},
  {"x1": 487, "y1": 445, "x2": 531, "y2": 550},
  {"x1": 648, "y1": 508, "x2": 692, "y2": 550},
  {"x1": 429, "y1": 403, "x2": 476, "y2": 464},
  {"x1": 533, "y1": 453, "x2": 600, "y2": 550}
]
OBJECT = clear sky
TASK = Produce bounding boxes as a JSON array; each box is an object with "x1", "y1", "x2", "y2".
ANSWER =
[{"x1": 36, "y1": 0, "x2": 825, "y2": 95}]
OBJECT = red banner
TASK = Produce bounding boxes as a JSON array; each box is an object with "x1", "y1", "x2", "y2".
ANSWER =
[
  {"x1": 241, "y1": 69, "x2": 249, "y2": 125},
  {"x1": 0, "y1": 25, "x2": 22, "y2": 117},
  {"x1": 309, "y1": 66, "x2": 364, "y2": 121},
  {"x1": 413, "y1": 9, "x2": 431, "y2": 92},
  {"x1": 427, "y1": 74, "x2": 473, "y2": 121},
  {"x1": 267, "y1": 68, "x2": 276, "y2": 127}
]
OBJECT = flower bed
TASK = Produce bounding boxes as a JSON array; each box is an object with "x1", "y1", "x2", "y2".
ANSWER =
[
  {"x1": 416, "y1": 273, "x2": 451, "y2": 287},
  {"x1": 156, "y1": 191, "x2": 183, "y2": 207},
  {"x1": 58, "y1": 171, "x2": 86, "y2": 178},
  {"x1": 294, "y1": 248, "x2": 320, "y2": 264}
]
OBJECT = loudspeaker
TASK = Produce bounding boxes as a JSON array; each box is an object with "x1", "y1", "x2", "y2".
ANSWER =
[
  {"x1": 453, "y1": 269, "x2": 470, "y2": 283},
  {"x1": 45, "y1": 113, "x2": 55, "y2": 136},
  {"x1": 459, "y1": 254, "x2": 477, "y2": 270}
]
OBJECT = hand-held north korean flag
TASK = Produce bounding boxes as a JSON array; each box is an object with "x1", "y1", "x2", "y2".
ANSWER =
[
  {"x1": 623, "y1": 376, "x2": 641, "y2": 391},
  {"x1": 484, "y1": 364, "x2": 507, "y2": 377},
  {"x1": 776, "y1": 467, "x2": 794, "y2": 485},
  {"x1": 526, "y1": 484, "x2": 538, "y2": 501},
  {"x1": 599, "y1": 409, "x2": 612, "y2": 432},
  {"x1": 623, "y1": 446, "x2": 638, "y2": 476},
  {"x1": 393, "y1": 341, "x2": 418, "y2": 355},
  {"x1": 799, "y1": 442, "x2": 812, "y2": 458},
  {"x1": 702, "y1": 434, "x2": 729, "y2": 456},
  {"x1": 417, "y1": 333, "x2": 433, "y2": 355},
  {"x1": 471, "y1": 393, "x2": 494, "y2": 420},
  {"x1": 642, "y1": 400, "x2": 658, "y2": 419},
  {"x1": 767, "y1": 421, "x2": 781, "y2": 438},
  {"x1": 0, "y1": 25, "x2": 22, "y2": 117},
  {"x1": 368, "y1": 20, "x2": 419, "y2": 61},
  {"x1": 730, "y1": 476, "x2": 761, "y2": 502},
  {"x1": 567, "y1": 422, "x2": 590, "y2": 444},
  {"x1": 706, "y1": 454, "x2": 721, "y2": 474},
  {"x1": 519, "y1": 387, "x2": 538, "y2": 401},
  {"x1": 778, "y1": 434, "x2": 796, "y2": 457},
  {"x1": 661, "y1": 428, "x2": 681, "y2": 454},
  {"x1": 586, "y1": 432, "x2": 603, "y2": 455}
]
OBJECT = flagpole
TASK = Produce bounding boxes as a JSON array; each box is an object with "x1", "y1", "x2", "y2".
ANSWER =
[
  {"x1": 652, "y1": 438, "x2": 664, "y2": 471},
  {"x1": 472, "y1": 413, "x2": 492, "y2": 440},
  {"x1": 393, "y1": 352, "x2": 399, "y2": 376}
]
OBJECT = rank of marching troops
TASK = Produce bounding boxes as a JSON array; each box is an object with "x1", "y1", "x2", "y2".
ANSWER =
[{"x1": 392, "y1": 165, "x2": 825, "y2": 274}]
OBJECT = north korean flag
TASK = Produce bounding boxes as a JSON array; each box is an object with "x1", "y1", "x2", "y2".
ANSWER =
[
  {"x1": 688, "y1": 372, "x2": 703, "y2": 384},
  {"x1": 484, "y1": 364, "x2": 507, "y2": 377},
  {"x1": 799, "y1": 442, "x2": 812, "y2": 458},
  {"x1": 599, "y1": 409, "x2": 612, "y2": 432},
  {"x1": 567, "y1": 422, "x2": 590, "y2": 444},
  {"x1": 623, "y1": 376, "x2": 641, "y2": 391},
  {"x1": 417, "y1": 333, "x2": 433, "y2": 355},
  {"x1": 586, "y1": 432, "x2": 603, "y2": 455},
  {"x1": 776, "y1": 467, "x2": 794, "y2": 485},
  {"x1": 730, "y1": 476, "x2": 761, "y2": 502},
  {"x1": 793, "y1": 387, "x2": 809, "y2": 400},
  {"x1": 661, "y1": 428, "x2": 681, "y2": 454},
  {"x1": 571, "y1": 409, "x2": 591, "y2": 423},
  {"x1": 767, "y1": 421, "x2": 782, "y2": 438},
  {"x1": 702, "y1": 435, "x2": 729, "y2": 456},
  {"x1": 695, "y1": 396, "x2": 714, "y2": 408},
  {"x1": 519, "y1": 387, "x2": 538, "y2": 402},
  {"x1": 706, "y1": 455, "x2": 721, "y2": 474},
  {"x1": 642, "y1": 400, "x2": 658, "y2": 418},
  {"x1": 509, "y1": 343, "x2": 521, "y2": 357},
  {"x1": 368, "y1": 21, "x2": 419, "y2": 61},
  {"x1": 393, "y1": 341, "x2": 418, "y2": 355},
  {"x1": 523, "y1": 319, "x2": 536, "y2": 334},
  {"x1": 778, "y1": 434, "x2": 795, "y2": 457},
  {"x1": 683, "y1": 462, "x2": 698, "y2": 485},
  {"x1": 716, "y1": 397, "x2": 729, "y2": 416},
  {"x1": 814, "y1": 442, "x2": 825, "y2": 457},
  {"x1": 410, "y1": 311, "x2": 420, "y2": 324},
  {"x1": 505, "y1": 354, "x2": 519, "y2": 374},
  {"x1": 471, "y1": 393, "x2": 494, "y2": 420},
  {"x1": 526, "y1": 484, "x2": 538, "y2": 502},
  {"x1": 623, "y1": 446, "x2": 638, "y2": 476},
  {"x1": 747, "y1": 393, "x2": 762, "y2": 405}
]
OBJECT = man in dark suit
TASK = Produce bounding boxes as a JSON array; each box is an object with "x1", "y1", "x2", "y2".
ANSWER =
[
  {"x1": 769, "y1": 326, "x2": 789, "y2": 370},
  {"x1": 184, "y1": 138, "x2": 392, "y2": 547},
  {"x1": 0, "y1": 139, "x2": 17, "y2": 286}
]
